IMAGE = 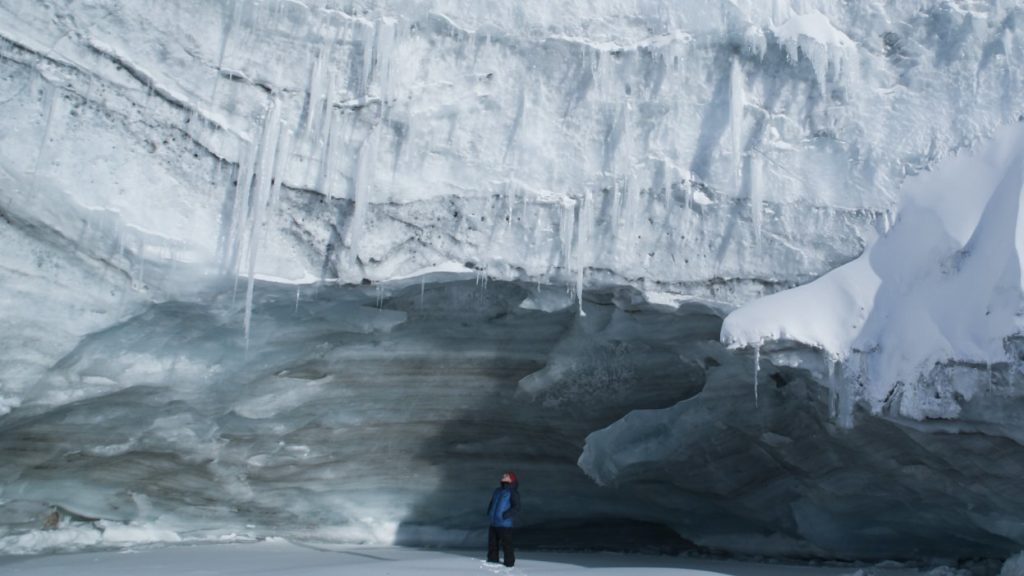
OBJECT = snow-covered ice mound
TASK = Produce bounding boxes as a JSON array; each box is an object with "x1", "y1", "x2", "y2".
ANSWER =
[{"x1": 723, "y1": 121, "x2": 1024, "y2": 423}]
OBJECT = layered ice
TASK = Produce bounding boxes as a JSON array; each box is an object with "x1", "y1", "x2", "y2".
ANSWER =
[{"x1": 0, "y1": 281, "x2": 715, "y2": 554}]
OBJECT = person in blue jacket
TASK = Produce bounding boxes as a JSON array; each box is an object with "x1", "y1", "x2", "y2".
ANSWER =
[{"x1": 486, "y1": 470, "x2": 520, "y2": 567}]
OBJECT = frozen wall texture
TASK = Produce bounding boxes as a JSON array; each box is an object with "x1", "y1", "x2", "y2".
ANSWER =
[{"x1": 2, "y1": 0, "x2": 1024, "y2": 561}]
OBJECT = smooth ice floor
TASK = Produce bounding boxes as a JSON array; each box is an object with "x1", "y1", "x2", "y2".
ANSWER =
[{"x1": 0, "y1": 540, "x2": 935, "y2": 576}]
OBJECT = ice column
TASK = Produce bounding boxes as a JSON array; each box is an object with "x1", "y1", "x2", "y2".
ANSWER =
[
  {"x1": 826, "y1": 355, "x2": 837, "y2": 419},
  {"x1": 224, "y1": 140, "x2": 257, "y2": 274},
  {"x1": 243, "y1": 99, "x2": 285, "y2": 347},
  {"x1": 559, "y1": 202, "x2": 576, "y2": 280}
]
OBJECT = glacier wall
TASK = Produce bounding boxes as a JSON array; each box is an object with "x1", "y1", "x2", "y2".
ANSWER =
[
  {"x1": 3, "y1": 0, "x2": 1024, "y2": 561},
  {"x1": 4, "y1": 0, "x2": 1024, "y2": 398}
]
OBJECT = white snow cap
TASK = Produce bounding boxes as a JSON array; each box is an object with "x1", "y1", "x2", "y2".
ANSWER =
[{"x1": 722, "y1": 122, "x2": 1024, "y2": 415}]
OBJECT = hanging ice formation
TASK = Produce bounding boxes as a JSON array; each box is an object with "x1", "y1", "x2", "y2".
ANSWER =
[
  {"x1": 753, "y1": 344, "x2": 761, "y2": 407},
  {"x1": 343, "y1": 19, "x2": 395, "y2": 266},
  {"x1": 306, "y1": 46, "x2": 331, "y2": 137},
  {"x1": 825, "y1": 352, "x2": 853, "y2": 429},
  {"x1": 826, "y1": 353, "x2": 837, "y2": 419},
  {"x1": 559, "y1": 201, "x2": 576, "y2": 280},
  {"x1": 242, "y1": 99, "x2": 289, "y2": 348},
  {"x1": 217, "y1": 93, "x2": 291, "y2": 347},
  {"x1": 575, "y1": 190, "x2": 592, "y2": 317}
]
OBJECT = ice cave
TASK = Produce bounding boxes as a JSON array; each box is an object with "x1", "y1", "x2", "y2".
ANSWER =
[{"x1": 3, "y1": 0, "x2": 1024, "y2": 574}]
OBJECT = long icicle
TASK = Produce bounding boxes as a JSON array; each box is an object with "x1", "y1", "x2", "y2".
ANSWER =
[{"x1": 243, "y1": 99, "x2": 283, "y2": 348}]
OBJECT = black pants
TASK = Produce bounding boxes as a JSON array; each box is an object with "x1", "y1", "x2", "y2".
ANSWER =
[{"x1": 487, "y1": 526, "x2": 515, "y2": 567}]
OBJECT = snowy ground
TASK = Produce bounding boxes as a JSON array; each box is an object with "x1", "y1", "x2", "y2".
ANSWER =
[{"x1": 0, "y1": 540, "x2": 948, "y2": 576}]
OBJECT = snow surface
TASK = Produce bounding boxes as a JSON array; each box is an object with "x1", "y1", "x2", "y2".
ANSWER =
[{"x1": 0, "y1": 540, "x2": 955, "y2": 576}]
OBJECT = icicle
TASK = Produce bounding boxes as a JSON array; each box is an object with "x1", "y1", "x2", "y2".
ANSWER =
[
  {"x1": 730, "y1": 55, "x2": 745, "y2": 189},
  {"x1": 306, "y1": 46, "x2": 329, "y2": 136},
  {"x1": 320, "y1": 110, "x2": 338, "y2": 200},
  {"x1": 267, "y1": 126, "x2": 293, "y2": 219},
  {"x1": 345, "y1": 124, "x2": 378, "y2": 259},
  {"x1": 836, "y1": 361, "x2": 854, "y2": 429},
  {"x1": 749, "y1": 154, "x2": 763, "y2": 243},
  {"x1": 419, "y1": 277, "x2": 425, "y2": 308},
  {"x1": 826, "y1": 353, "x2": 854, "y2": 429},
  {"x1": 826, "y1": 354, "x2": 838, "y2": 420},
  {"x1": 559, "y1": 202, "x2": 575, "y2": 279},
  {"x1": 575, "y1": 190, "x2": 591, "y2": 317},
  {"x1": 243, "y1": 99, "x2": 283, "y2": 348},
  {"x1": 224, "y1": 142, "x2": 257, "y2": 272},
  {"x1": 294, "y1": 286, "x2": 300, "y2": 314},
  {"x1": 753, "y1": 344, "x2": 761, "y2": 407},
  {"x1": 376, "y1": 283, "x2": 384, "y2": 308}
]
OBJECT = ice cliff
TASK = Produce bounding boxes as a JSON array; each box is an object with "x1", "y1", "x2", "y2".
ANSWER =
[{"x1": 2, "y1": 0, "x2": 1024, "y2": 562}]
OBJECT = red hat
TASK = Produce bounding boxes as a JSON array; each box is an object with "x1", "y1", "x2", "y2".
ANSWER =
[{"x1": 503, "y1": 471, "x2": 517, "y2": 483}]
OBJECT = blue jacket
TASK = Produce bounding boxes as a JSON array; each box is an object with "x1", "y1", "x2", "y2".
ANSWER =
[{"x1": 487, "y1": 481, "x2": 520, "y2": 528}]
